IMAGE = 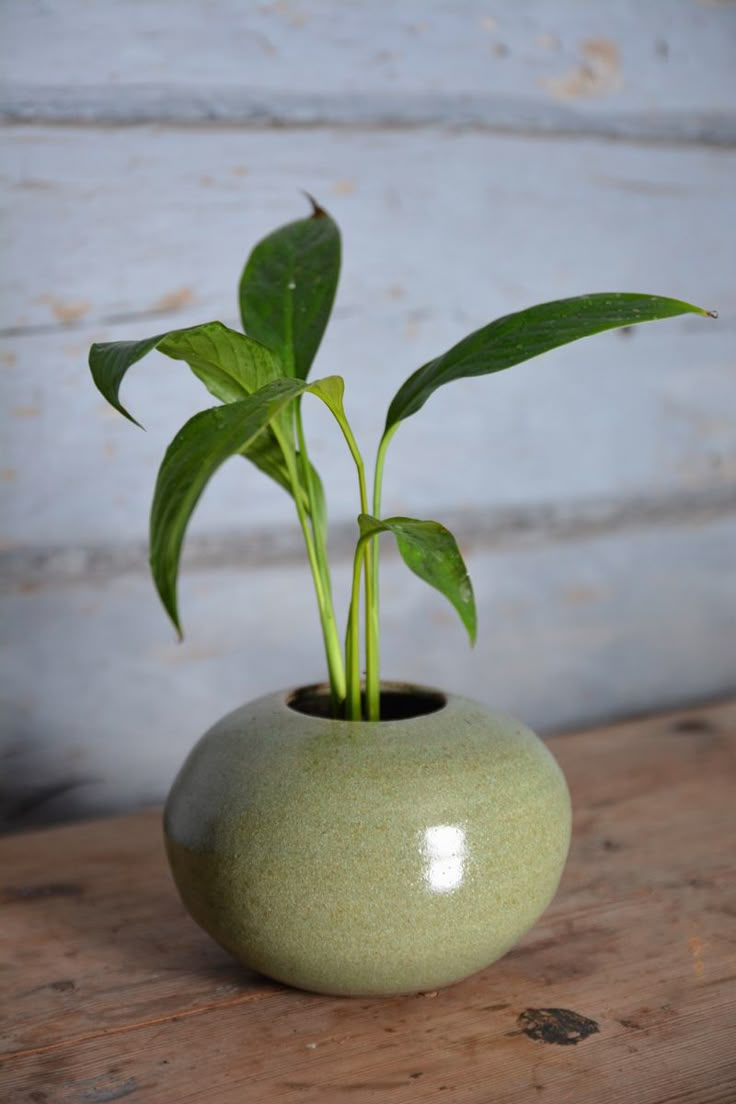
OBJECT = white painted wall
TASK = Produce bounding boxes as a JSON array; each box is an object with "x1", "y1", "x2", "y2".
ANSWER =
[{"x1": 1, "y1": 1, "x2": 735, "y2": 829}]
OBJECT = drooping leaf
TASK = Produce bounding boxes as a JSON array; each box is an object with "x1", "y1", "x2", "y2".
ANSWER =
[
  {"x1": 307, "y1": 374, "x2": 346, "y2": 418},
  {"x1": 308, "y1": 375, "x2": 367, "y2": 479},
  {"x1": 239, "y1": 197, "x2": 341, "y2": 379},
  {"x1": 88, "y1": 321, "x2": 319, "y2": 512},
  {"x1": 151, "y1": 376, "x2": 342, "y2": 634},
  {"x1": 89, "y1": 333, "x2": 163, "y2": 428},
  {"x1": 89, "y1": 320, "x2": 284, "y2": 424},
  {"x1": 358, "y1": 514, "x2": 476, "y2": 644},
  {"x1": 386, "y1": 293, "x2": 715, "y2": 430}
]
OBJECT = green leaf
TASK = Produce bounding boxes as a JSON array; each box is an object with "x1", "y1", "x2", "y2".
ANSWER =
[
  {"x1": 239, "y1": 197, "x2": 341, "y2": 379},
  {"x1": 89, "y1": 320, "x2": 284, "y2": 424},
  {"x1": 307, "y1": 374, "x2": 346, "y2": 419},
  {"x1": 151, "y1": 376, "x2": 341, "y2": 634},
  {"x1": 242, "y1": 433, "x2": 320, "y2": 510},
  {"x1": 152, "y1": 378, "x2": 308, "y2": 633},
  {"x1": 88, "y1": 321, "x2": 319, "y2": 513},
  {"x1": 386, "y1": 293, "x2": 715, "y2": 430},
  {"x1": 88, "y1": 333, "x2": 162, "y2": 428},
  {"x1": 358, "y1": 514, "x2": 477, "y2": 644}
]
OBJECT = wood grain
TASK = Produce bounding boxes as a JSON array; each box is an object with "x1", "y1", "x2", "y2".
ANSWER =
[
  {"x1": 1, "y1": 700, "x2": 734, "y2": 1102},
  {"x1": 2, "y1": 1, "x2": 735, "y2": 143},
  {"x1": 2, "y1": 127, "x2": 733, "y2": 546},
  {"x1": 2, "y1": 0, "x2": 735, "y2": 830},
  {"x1": 3, "y1": 517, "x2": 736, "y2": 830}
]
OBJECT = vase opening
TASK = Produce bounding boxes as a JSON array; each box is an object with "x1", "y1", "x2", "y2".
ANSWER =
[{"x1": 287, "y1": 682, "x2": 447, "y2": 721}]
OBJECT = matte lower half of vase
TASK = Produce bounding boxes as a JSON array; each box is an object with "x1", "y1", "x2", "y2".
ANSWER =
[{"x1": 164, "y1": 683, "x2": 572, "y2": 997}]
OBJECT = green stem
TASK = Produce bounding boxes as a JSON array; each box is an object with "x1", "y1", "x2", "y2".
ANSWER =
[
  {"x1": 294, "y1": 399, "x2": 333, "y2": 600},
  {"x1": 331, "y1": 416, "x2": 375, "y2": 721},
  {"x1": 363, "y1": 539, "x2": 378, "y2": 721},
  {"x1": 274, "y1": 420, "x2": 346, "y2": 713},
  {"x1": 373, "y1": 425, "x2": 397, "y2": 517},
  {"x1": 294, "y1": 400, "x2": 316, "y2": 514},
  {"x1": 345, "y1": 537, "x2": 368, "y2": 720},
  {"x1": 366, "y1": 424, "x2": 399, "y2": 719}
]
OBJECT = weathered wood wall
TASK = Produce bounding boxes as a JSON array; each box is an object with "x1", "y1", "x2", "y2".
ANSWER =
[{"x1": 1, "y1": 1, "x2": 735, "y2": 828}]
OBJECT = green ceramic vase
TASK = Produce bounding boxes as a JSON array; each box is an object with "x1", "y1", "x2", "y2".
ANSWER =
[{"x1": 164, "y1": 682, "x2": 571, "y2": 997}]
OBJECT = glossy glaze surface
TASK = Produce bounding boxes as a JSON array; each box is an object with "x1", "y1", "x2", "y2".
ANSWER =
[{"x1": 164, "y1": 684, "x2": 571, "y2": 996}]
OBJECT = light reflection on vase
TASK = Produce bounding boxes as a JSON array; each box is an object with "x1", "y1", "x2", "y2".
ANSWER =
[{"x1": 422, "y1": 824, "x2": 467, "y2": 893}]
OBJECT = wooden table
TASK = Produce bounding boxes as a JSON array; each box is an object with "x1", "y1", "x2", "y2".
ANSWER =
[{"x1": 2, "y1": 702, "x2": 735, "y2": 1103}]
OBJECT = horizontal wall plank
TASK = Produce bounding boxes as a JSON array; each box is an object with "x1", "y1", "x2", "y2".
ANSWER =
[
  {"x1": 5, "y1": 127, "x2": 731, "y2": 334},
  {"x1": 2, "y1": 516, "x2": 734, "y2": 828},
  {"x1": 3, "y1": 484, "x2": 736, "y2": 588},
  {"x1": 4, "y1": 88, "x2": 735, "y2": 148},
  {"x1": 2, "y1": 1, "x2": 735, "y2": 142},
  {"x1": 2, "y1": 126, "x2": 733, "y2": 548},
  {"x1": 2, "y1": 5, "x2": 734, "y2": 833}
]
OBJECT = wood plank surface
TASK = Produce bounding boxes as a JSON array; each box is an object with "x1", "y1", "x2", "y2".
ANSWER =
[
  {"x1": 1, "y1": 700, "x2": 734, "y2": 1102},
  {"x1": 3, "y1": 518, "x2": 736, "y2": 831},
  {"x1": 3, "y1": 1, "x2": 735, "y2": 143},
  {"x1": 3, "y1": 0, "x2": 736, "y2": 830},
  {"x1": 3, "y1": 117, "x2": 734, "y2": 831},
  {"x1": 3, "y1": 126, "x2": 733, "y2": 545}
]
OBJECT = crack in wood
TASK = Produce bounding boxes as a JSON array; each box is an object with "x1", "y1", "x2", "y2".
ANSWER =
[
  {"x1": 3, "y1": 87, "x2": 736, "y2": 148},
  {"x1": 0, "y1": 989, "x2": 275, "y2": 1066},
  {"x1": 1, "y1": 486, "x2": 734, "y2": 587}
]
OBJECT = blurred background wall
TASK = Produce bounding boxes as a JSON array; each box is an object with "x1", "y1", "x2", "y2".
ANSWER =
[{"x1": 1, "y1": 0, "x2": 735, "y2": 830}]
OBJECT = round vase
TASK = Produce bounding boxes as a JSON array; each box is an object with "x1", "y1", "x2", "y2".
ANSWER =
[{"x1": 164, "y1": 682, "x2": 571, "y2": 997}]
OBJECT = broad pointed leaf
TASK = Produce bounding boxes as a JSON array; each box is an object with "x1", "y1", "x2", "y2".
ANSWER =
[
  {"x1": 152, "y1": 376, "x2": 341, "y2": 634},
  {"x1": 89, "y1": 320, "x2": 283, "y2": 424},
  {"x1": 239, "y1": 198, "x2": 341, "y2": 379},
  {"x1": 358, "y1": 514, "x2": 476, "y2": 644},
  {"x1": 386, "y1": 293, "x2": 715, "y2": 430},
  {"x1": 88, "y1": 321, "x2": 321, "y2": 513}
]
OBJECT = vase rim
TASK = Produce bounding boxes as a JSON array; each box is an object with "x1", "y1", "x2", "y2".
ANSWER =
[{"x1": 285, "y1": 681, "x2": 448, "y2": 723}]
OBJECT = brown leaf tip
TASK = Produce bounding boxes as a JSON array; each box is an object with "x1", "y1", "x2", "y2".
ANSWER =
[
  {"x1": 302, "y1": 191, "x2": 328, "y2": 219},
  {"x1": 705, "y1": 309, "x2": 718, "y2": 319}
]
